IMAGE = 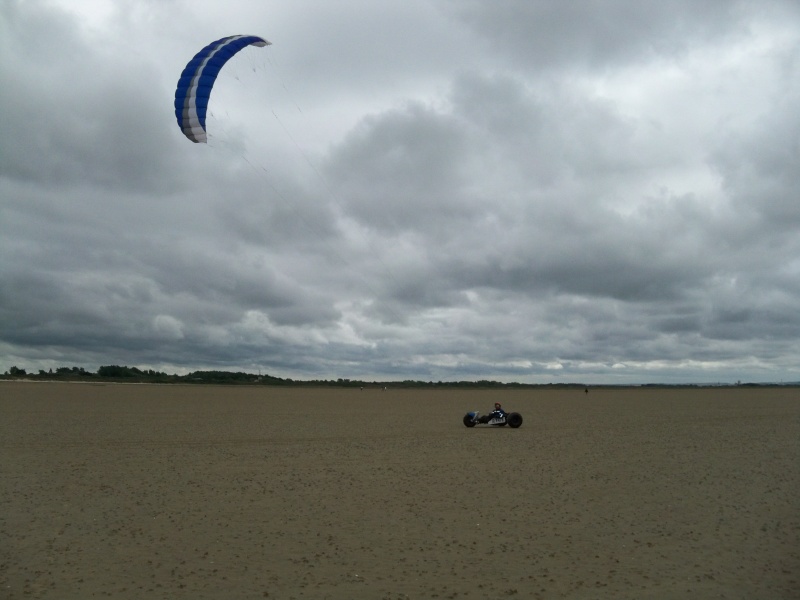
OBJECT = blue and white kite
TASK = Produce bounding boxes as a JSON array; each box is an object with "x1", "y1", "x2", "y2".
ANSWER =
[{"x1": 174, "y1": 35, "x2": 271, "y2": 143}]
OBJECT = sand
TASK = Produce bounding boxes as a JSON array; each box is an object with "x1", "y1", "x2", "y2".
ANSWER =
[{"x1": 1, "y1": 381, "x2": 798, "y2": 599}]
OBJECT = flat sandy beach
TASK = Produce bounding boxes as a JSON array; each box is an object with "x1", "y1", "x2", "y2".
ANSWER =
[{"x1": 1, "y1": 382, "x2": 798, "y2": 599}]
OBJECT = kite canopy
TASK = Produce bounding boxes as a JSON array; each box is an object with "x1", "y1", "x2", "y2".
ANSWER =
[{"x1": 174, "y1": 35, "x2": 271, "y2": 143}]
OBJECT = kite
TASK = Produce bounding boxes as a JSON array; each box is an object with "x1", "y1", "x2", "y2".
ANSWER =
[{"x1": 174, "y1": 35, "x2": 271, "y2": 143}]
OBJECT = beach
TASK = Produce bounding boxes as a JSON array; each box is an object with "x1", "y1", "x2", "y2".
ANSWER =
[{"x1": 1, "y1": 382, "x2": 798, "y2": 599}]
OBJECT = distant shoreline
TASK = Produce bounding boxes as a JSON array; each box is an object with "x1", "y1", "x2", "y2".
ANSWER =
[{"x1": 2, "y1": 376, "x2": 797, "y2": 389}]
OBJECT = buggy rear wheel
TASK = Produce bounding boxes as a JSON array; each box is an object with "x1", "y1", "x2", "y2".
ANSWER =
[{"x1": 507, "y1": 412, "x2": 523, "y2": 428}]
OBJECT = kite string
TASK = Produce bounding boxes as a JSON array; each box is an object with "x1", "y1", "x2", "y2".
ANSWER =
[{"x1": 209, "y1": 47, "x2": 407, "y2": 325}]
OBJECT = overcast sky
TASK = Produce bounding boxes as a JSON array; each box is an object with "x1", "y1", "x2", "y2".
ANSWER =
[{"x1": 2, "y1": 0, "x2": 800, "y2": 384}]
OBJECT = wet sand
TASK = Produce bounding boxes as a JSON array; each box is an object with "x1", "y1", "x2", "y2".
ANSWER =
[{"x1": 1, "y1": 382, "x2": 798, "y2": 599}]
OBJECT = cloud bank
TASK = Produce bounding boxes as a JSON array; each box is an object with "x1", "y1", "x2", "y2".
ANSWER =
[{"x1": 2, "y1": 0, "x2": 800, "y2": 383}]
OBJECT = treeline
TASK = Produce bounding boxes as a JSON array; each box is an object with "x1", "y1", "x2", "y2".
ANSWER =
[
  {"x1": 2, "y1": 365, "x2": 587, "y2": 388},
  {"x1": 3, "y1": 365, "x2": 291, "y2": 385},
  {"x1": 5, "y1": 366, "x2": 786, "y2": 387}
]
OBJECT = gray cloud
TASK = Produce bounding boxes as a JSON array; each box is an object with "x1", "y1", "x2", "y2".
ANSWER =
[
  {"x1": 2, "y1": 0, "x2": 800, "y2": 383},
  {"x1": 442, "y1": 1, "x2": 797, "y2": 70}
]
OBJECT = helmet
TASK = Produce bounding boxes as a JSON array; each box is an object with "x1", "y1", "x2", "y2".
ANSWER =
[{"x1": 494, "y1": 402, "x2": 502, "y2": 409}]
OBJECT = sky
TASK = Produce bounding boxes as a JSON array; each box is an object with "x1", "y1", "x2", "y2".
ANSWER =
[{"x1": 2, "y1": 0, "x2": 800, "y2": 384}]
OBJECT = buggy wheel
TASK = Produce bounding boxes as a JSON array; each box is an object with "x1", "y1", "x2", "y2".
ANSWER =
[
  {"x1": 463, "y1": 414, "x2": 476, "y2": 427},
  {"x1": 507, "y1": 412, "x2": 523, "y2": 428}
]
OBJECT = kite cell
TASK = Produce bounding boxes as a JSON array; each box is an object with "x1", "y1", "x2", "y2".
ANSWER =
[{"x1": 174, "y1": 35, "x2": 271, "y2": 143}]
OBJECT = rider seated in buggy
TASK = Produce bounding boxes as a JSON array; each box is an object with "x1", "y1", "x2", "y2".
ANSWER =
[{"x1": 478, "y1": 402, "x2": 507, "y2": 423}]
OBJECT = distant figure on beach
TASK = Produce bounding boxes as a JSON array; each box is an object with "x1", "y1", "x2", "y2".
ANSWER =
[{"x1": 585, "y1": 388, "x2": 589, "y2": 394}]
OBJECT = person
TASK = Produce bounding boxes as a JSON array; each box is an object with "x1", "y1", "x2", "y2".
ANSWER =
[{"x1": 479, "y1": 402, "x2": 507, "y2": 423}]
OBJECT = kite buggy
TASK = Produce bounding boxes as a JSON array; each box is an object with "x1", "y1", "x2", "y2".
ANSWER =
[{"x1": 463, "y1": 402, "x2": 523, "y2": 428}]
